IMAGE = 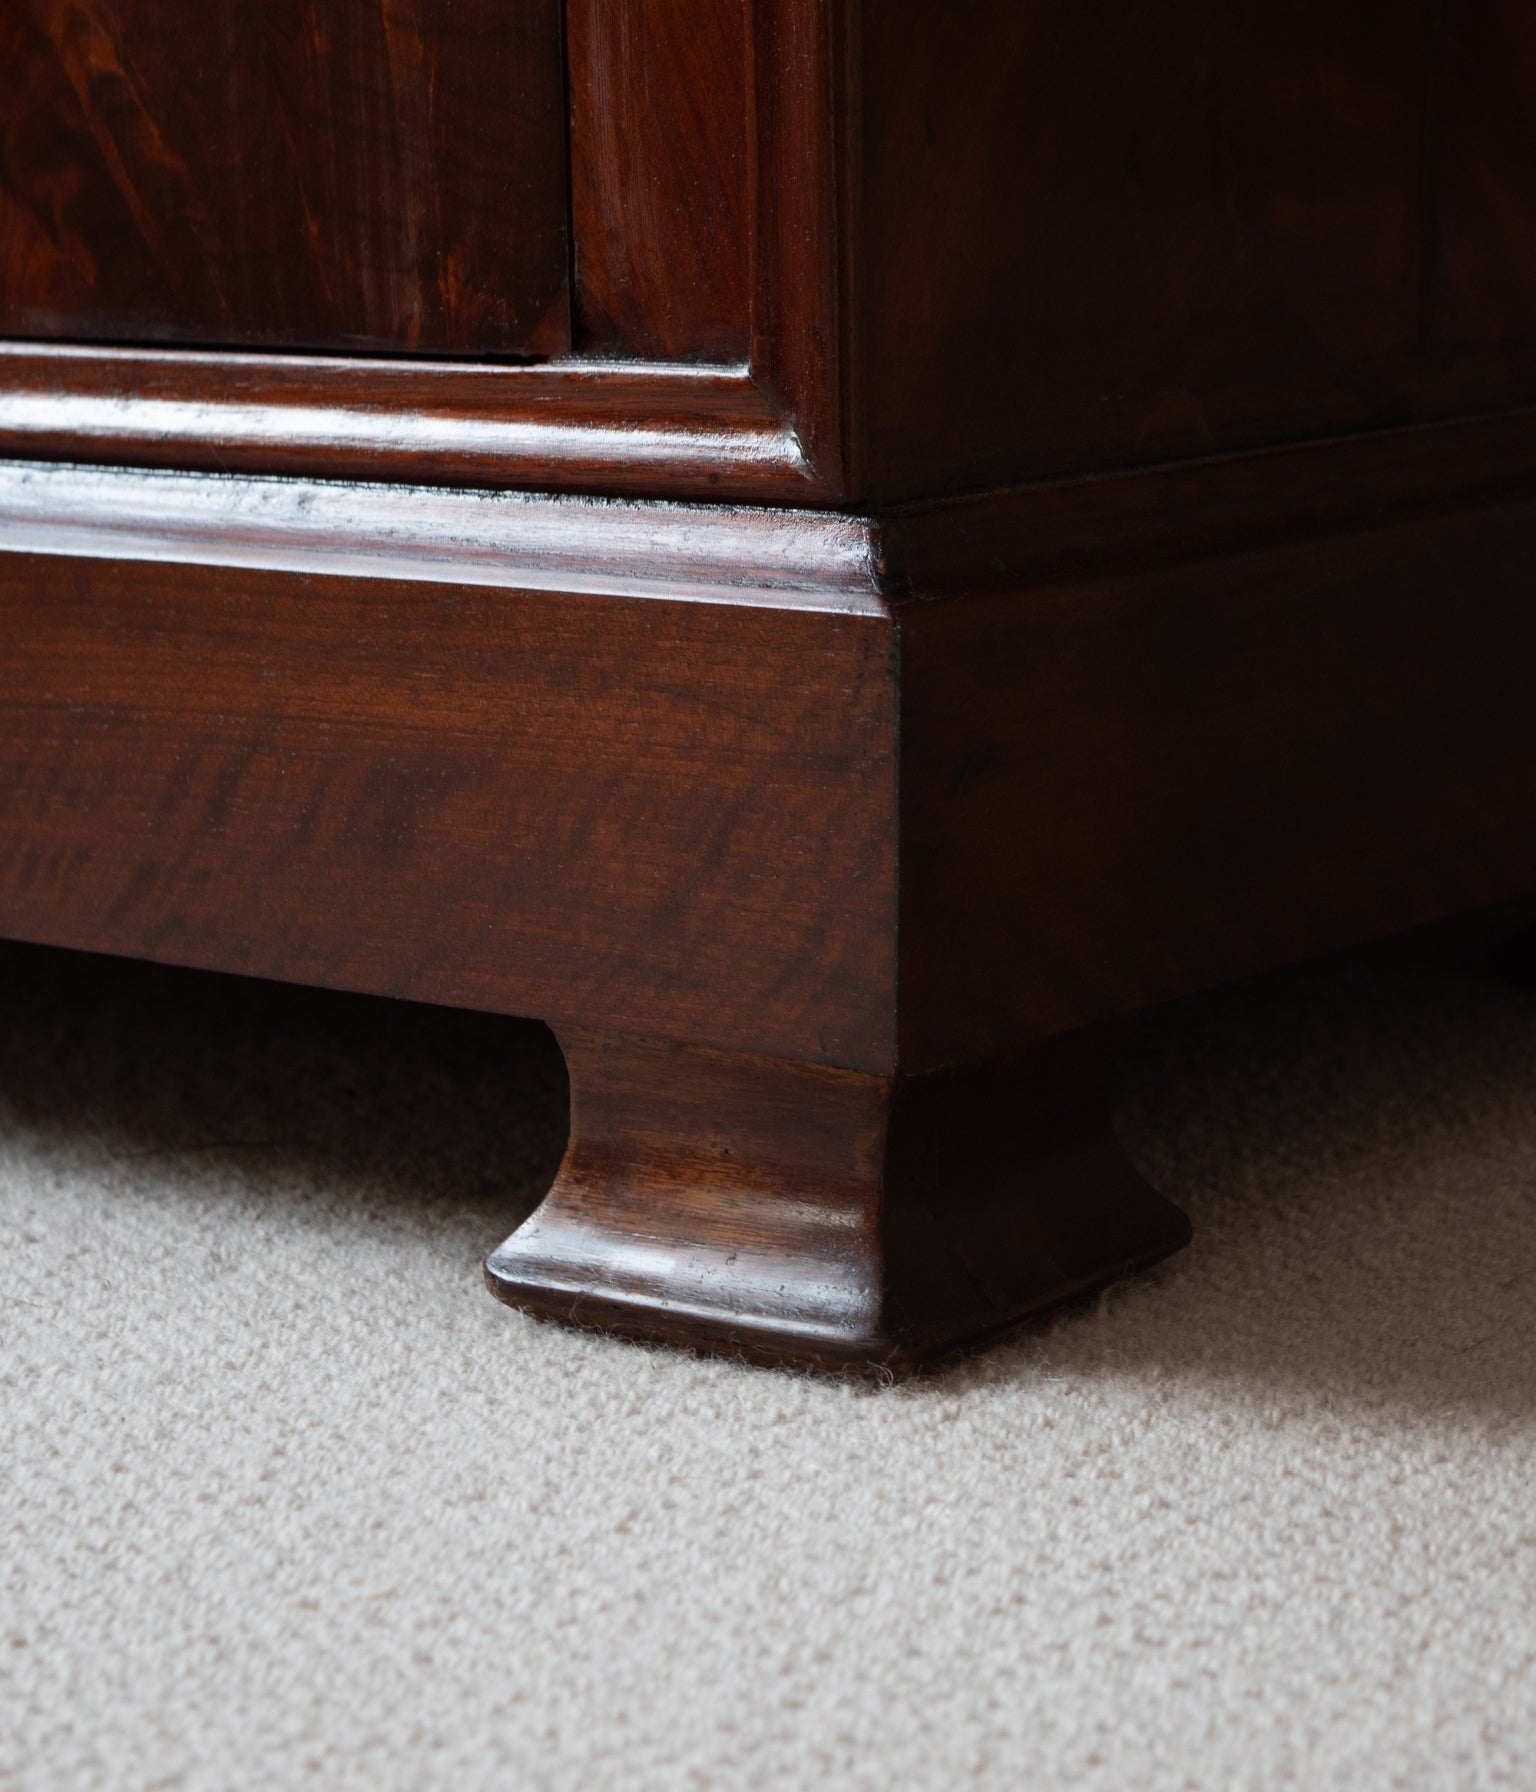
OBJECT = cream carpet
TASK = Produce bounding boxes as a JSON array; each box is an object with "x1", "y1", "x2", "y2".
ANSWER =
[{"x1": 5, "y1": 913, "x2": 1536, "y2": 1789}]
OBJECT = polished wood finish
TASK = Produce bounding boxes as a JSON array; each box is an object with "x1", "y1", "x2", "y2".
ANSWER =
[
  {"x1": 0, "y1": 0, "x2": 569, "y2": 357},
  {"x1": 10, "y1": 4, "x2": 1536, "y2": 502},
  {"x1": 860, "y1": 1, "x2": 1427, "y2": 492},
  {"x1": 0, "y1": 460, "x2": 894, "y2": 1071},
  {"x1": 486, "y1": 1026, "x2": 1190, "y2": 1371},
  {"x1": 857, "y1": 0, "x2": 1536, "y2": 495},
  {"x1": 568, "y1": 0, "x2": 751, "y2": 363},
  {"x1": 0, "y1": 0, "x2": 848, "y2": 499},
  {"x1": 893, "y1": 421, "x2": 1536, "y2": 1068},
  {"x1": 11, "y1": 399, "x2": 1536, "y2": 1358},
  {"x1": 0, "y1": 0, "x2": 846, "y2": 500},
  {"x1": 8, "y1": 6, "x2": 1536, "y2": 1365},
  {"x1": 0, "y1": 345, "x2": 814, "y2": 501}
]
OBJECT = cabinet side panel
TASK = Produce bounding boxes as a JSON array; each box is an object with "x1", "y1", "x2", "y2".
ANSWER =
[
  {"x1": 860, "y1": 0, "x2": 1536, "y2": 498},
  {"x1": 898, "y1": 483, "x2": 1536, "y2": 1068}
]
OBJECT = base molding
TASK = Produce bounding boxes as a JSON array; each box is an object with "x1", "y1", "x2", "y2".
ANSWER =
[
  {"x1": 7, "y1": 420, "x2": 1536, "y2": 1365},
  {"x1": 485, "y1": 1026, "x2": 1191, "y2": 1371}
]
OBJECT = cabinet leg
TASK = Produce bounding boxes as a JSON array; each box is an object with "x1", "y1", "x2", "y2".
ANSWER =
[{"x1": 485, "y1": 1026, "x2": 1191, "y2": 1372}]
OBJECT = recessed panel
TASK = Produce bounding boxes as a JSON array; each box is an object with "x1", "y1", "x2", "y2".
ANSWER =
[{"x1": 0, "y1": 0, "x2": 570, "y2": 357}]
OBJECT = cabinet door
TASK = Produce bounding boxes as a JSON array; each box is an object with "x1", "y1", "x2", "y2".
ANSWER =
[{"x1": 0, "y1": 0, "x2": 569, "y2": 357}]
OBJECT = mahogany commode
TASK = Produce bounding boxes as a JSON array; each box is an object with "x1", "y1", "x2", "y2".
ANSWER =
[{"x1": 4, "y1": 1, "x2": 1536, "y2": 1368}]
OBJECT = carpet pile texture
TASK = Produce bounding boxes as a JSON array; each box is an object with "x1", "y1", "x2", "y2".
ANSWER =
[{"x1": 4, "y1": 916, "x2": 1536, "y2": 1788}]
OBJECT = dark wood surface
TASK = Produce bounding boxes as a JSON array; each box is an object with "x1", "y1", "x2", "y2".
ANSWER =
[
  {"x1": 749, "y1": 0, "x2": 858, "y2": 491},
  {"x1": 8, "y1": 415, "x2": 1536, "y2": 1359},
  {"x1": 0, "y1": 344, "x2": 816, "y2": 501},
  {"x1": 0, "y1": 0, "x2": 845, "y2": 501},
  {"x1": 0, "y1": 0, "x2": 570, "y2": 357},
  {"x1": 0, "y1": 460, "x2": 896, "y2": 1072},
  {"x1": 9, "y1": 3, "x2": 1536, "y2": 1365},
  {"x1": 13, "y1": 3, "x2": 1536, "y2": 506},
  {"x1": 898, "y1": 496, "x2": 1536, "y2": 1071},
  {"x1": 568, "y1": 0, "x2": 751, "y2": 363},
  {"x1": 858, "y1": 0, "x2": 1536, "y2": 498},
  {"x1": 486, "y1": 1025, "x2": 1190, "y2": 1371},
  {"x1": 9, "y1": 411, "x2": 1536, "y2": 1081},
  {"x1": 885, "y1": 409, "x2": 1536, "y2": 1069}
]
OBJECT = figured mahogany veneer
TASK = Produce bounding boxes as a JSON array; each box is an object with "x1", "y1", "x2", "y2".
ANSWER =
[
  {"x1": 0, "y1": 0, "x2": 569, "y2": 357},
  {"x1": 5, "y1": 3, "x2": 1536, "y2": 1368}
]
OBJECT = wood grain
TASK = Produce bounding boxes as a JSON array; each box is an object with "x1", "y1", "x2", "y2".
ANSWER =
[
  {"x1": 10, "y1": 407, "x2": 1536, "y2": 1083},
  {"x1": 11, "y1": 3, "x2": 1536, "y2": 504},
  {"x1": 856, "y1": 0, "x2": 1536, "y2": 498},
  {"x1": 11, "y1": 407, "x2": 1536, "y2": 1359},
  {"x1": 0, "y1": 462, "x2": 897, "y2": 1071},
  {"x1": 12, "y1": 0, "x2": 1536, "y2": 1364},
  {"x1": 750, "y1": 0, "x2": 859, "y2": 490},
  {"x1": 0, "y1": 0, "x2": 570, "y2": 356},
  {"x1": 568, "y1": 0, "x2": 751, "y2": 362},
  {"x1": 892, "y1": 421, "x2": 1536, "y2": 1069},
  {"x1": 0, "y1": 0, "x2": 854, "y2": 502},
  {"x1": 486, "y1": 1025, "x2": 1191, "y2": 1371}
]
